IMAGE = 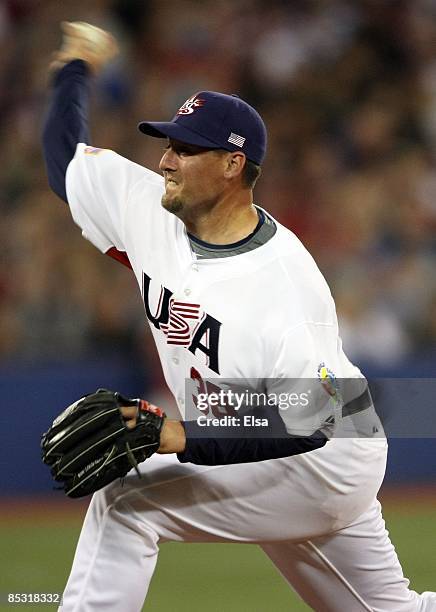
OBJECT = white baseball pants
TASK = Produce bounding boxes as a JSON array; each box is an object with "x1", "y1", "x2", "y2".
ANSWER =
[{"x1": 59, "y1": 437, "x2": 436, "y2": 611}]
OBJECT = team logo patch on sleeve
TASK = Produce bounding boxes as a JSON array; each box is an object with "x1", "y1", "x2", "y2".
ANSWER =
[
  {"x1": 84, "y1": 146, "x2": 105, "y2": 155},
  {"x1": 317, "y1": 363, "x2": 339, "y2": 398}
]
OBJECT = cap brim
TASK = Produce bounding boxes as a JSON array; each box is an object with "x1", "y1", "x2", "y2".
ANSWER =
[{"x1": 138, "y1": 121, "x2": 222, "y2": 149}]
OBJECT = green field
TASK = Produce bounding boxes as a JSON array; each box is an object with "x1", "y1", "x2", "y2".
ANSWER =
[{"x1": 1, "y1": 494, "x2": 435, "y2": 611}]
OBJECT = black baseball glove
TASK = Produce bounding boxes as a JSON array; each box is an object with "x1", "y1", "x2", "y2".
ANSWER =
[{"x1": 41, "y1": 389, "x2": 166, "y2": 498}]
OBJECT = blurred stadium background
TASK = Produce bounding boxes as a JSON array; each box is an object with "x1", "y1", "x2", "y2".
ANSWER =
[{"x1": 1, "y1": 0, "x2": 435, "y2": 609}]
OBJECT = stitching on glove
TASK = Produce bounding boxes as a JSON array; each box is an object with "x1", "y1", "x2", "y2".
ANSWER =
[
  {"x1": 56, "y1": 426, "x2": 126, "y2": 475},
  {"x1": 44, "y1": 407, "x2": 120, "y2": 458}
]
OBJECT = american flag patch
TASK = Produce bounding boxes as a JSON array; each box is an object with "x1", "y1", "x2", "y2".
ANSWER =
[
  {"x1": 227, "y1": 132, "x2": 246, "y2": 147},
  {"x1": 160, "y1": 299, "x2": 202, "y2": 346}
]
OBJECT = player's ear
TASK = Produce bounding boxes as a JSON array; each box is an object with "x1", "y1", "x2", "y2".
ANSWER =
[{"x1": 223, "y1": 151, "x2": 246, "y2": 181}]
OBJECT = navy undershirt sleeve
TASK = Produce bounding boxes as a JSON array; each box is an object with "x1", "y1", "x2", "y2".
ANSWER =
[
  {"x1": 42, "y1": 60, "x2": 91, "y2": 203},
  {"x1": 177, "y1": 407, "x2": 328, "y2": 465}
]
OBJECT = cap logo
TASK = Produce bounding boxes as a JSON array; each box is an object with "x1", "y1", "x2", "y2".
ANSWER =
[
  {"x1": 176, "y1": 95, "x2": 205, "y2": 115},
  {"x1": 227, "y1": 132, "x2": 246, "y2": 147}
]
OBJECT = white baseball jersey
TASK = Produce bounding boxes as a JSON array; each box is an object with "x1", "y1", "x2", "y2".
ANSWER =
[
  {"x1": 59, "y1": 143, "x2": 436, "y2": 612},
  {"x1": 66, "y1": 143, "x2": 368, "y2": 437}
]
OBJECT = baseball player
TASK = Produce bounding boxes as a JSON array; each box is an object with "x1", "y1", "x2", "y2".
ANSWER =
[{"x1": 42, "y1": 22, "x2": 436, "y2": 611}]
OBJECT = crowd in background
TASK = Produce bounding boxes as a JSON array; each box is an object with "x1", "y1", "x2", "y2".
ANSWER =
[{"x1": 2, "y1": 0, "x2": 436, "y2": 377}]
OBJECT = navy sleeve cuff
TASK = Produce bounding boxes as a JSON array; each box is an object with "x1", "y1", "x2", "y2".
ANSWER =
[{"x1": 52, "y1": 59, "x2": 91, "y2": 85}]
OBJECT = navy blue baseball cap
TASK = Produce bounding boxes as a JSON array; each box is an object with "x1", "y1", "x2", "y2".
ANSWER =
[{"x1": 138, "y1": 91, "x2": 267, "y2": 165}]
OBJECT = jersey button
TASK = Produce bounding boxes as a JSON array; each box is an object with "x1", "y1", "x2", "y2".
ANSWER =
[
  {"x1": 172, "y1": 357, "x2": 179, "y2": 365},
  {"x1": 184, "y1": 288, "x2": 191, "y2": 296}
]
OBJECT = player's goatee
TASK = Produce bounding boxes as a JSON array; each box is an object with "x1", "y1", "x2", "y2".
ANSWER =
[{"x1": 161, "y1": 194, "x2": 184, "y2": 214}]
